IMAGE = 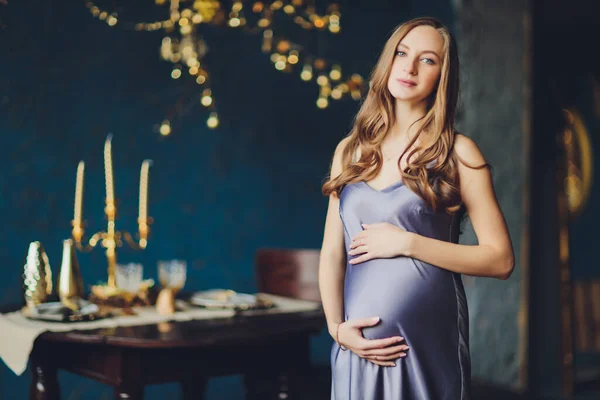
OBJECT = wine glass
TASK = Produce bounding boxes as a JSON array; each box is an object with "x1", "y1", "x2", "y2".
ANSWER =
[
  {"x1": 115, "y1": 263, "x2": 144, "y2": 294},
  {"x1": 157, "y1": 260, "x2": 187, "y2": 293}
]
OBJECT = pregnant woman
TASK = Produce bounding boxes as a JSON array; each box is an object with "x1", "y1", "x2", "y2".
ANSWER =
[{"x1": 318, "y1": 17, "x2": 515, "y2": 400}]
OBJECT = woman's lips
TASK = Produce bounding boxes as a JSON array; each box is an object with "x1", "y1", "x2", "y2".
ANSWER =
[{"x1": 397, "y1": 78, "x2": 417, "y2": 87}]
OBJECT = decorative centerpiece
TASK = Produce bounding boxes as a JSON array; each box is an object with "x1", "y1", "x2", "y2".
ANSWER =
[
  {"x1": 71, "y1": 134, "x2": 154, "y2": 307},
  {"x1": 89, "y1": 277, "x2": 157, "y2": 309}
]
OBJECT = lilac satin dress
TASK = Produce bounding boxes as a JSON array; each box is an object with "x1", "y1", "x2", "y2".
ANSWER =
[{"x1": 330, "y1": 178, "x2": 471, "y2": 400}]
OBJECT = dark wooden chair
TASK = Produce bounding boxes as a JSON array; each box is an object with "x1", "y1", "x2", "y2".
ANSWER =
[
  {"x1": 255, "y1": 248, "x2": 321, "y2": 303},
  {"x1": 254, "y1": 248, "x2": 330, "y2": 400}
]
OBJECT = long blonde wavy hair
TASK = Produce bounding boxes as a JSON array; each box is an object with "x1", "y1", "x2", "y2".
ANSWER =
[{"x1": 322, "y1": 17, "x2": 479, "y2": 214}]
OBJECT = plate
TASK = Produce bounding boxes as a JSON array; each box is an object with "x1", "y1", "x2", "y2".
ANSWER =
[
  {"x1": 188, "y1": 289, "x2": 274, "y2": 310},
  {"x1": 21, "y1": 300, "x2": 106, "y2": 322}
]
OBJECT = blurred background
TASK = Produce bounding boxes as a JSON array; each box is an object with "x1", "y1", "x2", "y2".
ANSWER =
[{"x1": 0, "y1": 0, "x2": 599, "y2": 399}]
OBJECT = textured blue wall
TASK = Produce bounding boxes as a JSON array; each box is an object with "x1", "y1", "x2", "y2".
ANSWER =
[{"x1": 0, "y1": 1, "x2": 455, "y2": 398}]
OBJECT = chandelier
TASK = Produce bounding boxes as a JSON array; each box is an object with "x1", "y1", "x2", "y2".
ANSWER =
[{"x1": 84, "y1": 0, "x2": 367, "y2": 133}]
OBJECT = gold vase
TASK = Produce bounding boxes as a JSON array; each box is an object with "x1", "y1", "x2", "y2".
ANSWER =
[
  {"x1": 57, "y1": 239, "x2": 84, "y2": 304},
  {"x1": 23, "y1": 241, "x2": 53, "y2": 308}
]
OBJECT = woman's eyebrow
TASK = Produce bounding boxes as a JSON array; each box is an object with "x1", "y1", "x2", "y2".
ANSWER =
[{"x1": 397, "y1": 43, "x2": 440, "y2": 59}]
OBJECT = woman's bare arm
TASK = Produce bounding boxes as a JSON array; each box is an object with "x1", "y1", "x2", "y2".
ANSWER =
[
  {"x1": 405, "y1": 134, "x2": 515, "y2": 279},
  {"x1": 318, "y1": 137, "x2": 349, "y2": 337}
]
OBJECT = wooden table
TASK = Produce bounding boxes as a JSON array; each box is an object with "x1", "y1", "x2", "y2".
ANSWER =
[{"x1": 26, "y1": 308, "x2": 325, "y2": 400}]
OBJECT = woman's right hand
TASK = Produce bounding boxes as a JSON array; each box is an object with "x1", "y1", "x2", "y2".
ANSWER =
[{"x1": 336, "y1": 317, "x2": 409, "y2": 367}]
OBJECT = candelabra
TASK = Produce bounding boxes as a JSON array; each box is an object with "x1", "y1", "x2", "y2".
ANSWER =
[{"x1": 71, "y1": 134, "x2": 153, "y2": 288}]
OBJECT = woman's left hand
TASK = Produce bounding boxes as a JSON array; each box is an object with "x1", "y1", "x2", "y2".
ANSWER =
[{"x1": 348, "y1": 223, "x2": 413, "y2": 264}]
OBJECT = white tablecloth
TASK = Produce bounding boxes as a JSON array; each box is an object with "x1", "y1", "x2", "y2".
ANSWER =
[{"x1": 0, "y1": 294, "x2": 321, "y2": 376}]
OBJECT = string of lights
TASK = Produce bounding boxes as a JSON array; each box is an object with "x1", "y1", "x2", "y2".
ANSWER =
[{"x1": 84, "y1": 0, "x2": 367, "y2": 133}]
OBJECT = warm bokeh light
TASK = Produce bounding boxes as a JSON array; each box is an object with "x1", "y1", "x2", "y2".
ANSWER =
[
  {"x1": 171, "y1": 68, "x2": 182, "y2": 79},
  {"x1": 301, "y1": 65, "x2": 313, "y2": 81},
  {"x1": 330, "y1": 65, "x2": 342, "y2": 81},
  {"x1": 159, "y1": 121, "x2": 171, "y2": 136},
  {"x1": 180, "y1": 24, "x2": 192, "y2": 35},
  {"x1": 207, "y1": 112, "x2": 219, "y2": 129},
  {"x1": 185, "y1": 58, "x2": 197, "y2": 68},
  {"x1": 252, "y1": 2, "x2": 264, "y2": 13},
  {"x1": 317, "y1": 75, "x2": 329, "y2": 86},
  {"x1": 288, "y1": 51, "x2": 299, "y2": 64},
  {"x1": 313, "y1": 58, "x2": 326, "y2": 70},
  {"x1": 316, "y1": 97, "x2": 329, "y2": 109},
  {"x1": 351, "y1": 74, "x2": 364, "y2": 84},
  {"x1": 201, "y1": 89, "x2": 213, "y2": 107},
  {"x1": 201, "y1": 96, "x2": 213, "y2": 107}
]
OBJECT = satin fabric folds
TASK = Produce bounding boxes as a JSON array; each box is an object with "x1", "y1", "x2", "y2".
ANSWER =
[{"x1": 331, "y1": 179, "x2": 471, "y2": 400}]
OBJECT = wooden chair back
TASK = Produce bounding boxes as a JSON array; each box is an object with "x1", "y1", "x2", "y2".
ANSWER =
[{"x1": 255, "y1": 248, "x2": 321, "y2": 303}]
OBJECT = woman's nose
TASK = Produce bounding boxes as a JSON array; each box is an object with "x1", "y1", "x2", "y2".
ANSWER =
[{"x1": 402, "y1": 59, "x2": 417, "y2": 75}]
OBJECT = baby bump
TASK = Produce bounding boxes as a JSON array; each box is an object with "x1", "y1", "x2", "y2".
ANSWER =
[{"x1": 343, "y1": 257, "x2": 459, "y2": 340}]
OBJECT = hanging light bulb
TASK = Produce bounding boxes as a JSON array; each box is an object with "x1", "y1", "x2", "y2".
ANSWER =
[
  {"x1": 201, "y1": 89, "x2": 213, "y2": 107},
  {"x1": 207, "y1": 112, "x2": 219, "y2": 129},
  {"x1": 287, "y1": 50, "x2": 299, "y2": 65},
  {"x1": 330, "y1": 64, "x2": 342, "y2": 81},
  {"x1": 301, "y1": 64, "x2": 313, "y2": 81},
  {"x1": 316, "y1": 97, "x2": 329, "y2": 109}
]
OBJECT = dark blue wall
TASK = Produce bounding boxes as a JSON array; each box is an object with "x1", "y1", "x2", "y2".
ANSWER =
[{"x1": 0, "y1": 1, "x2": 453, "y2": 398}]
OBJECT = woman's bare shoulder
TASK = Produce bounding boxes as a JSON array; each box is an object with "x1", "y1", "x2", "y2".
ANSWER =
[{"x1": 453, "y1": 133, "x2": 488, "y2": 169}]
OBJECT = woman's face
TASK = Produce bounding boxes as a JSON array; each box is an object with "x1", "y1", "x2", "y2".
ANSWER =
[{"x1": 387, "y1": 25, "x2": 444, "y2": 105}]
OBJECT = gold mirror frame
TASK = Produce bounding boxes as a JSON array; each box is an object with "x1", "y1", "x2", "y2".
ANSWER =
[{"x1": 562, "y1": 108, "x2": 594, "y2": 218}]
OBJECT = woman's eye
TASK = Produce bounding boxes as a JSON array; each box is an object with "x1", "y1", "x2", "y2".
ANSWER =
[
  {"x1": 421, "y1": 58, "x2": 435, "y2": 65},
  {"x1": 396, "y1": 51, "x2": 406, "y2": 57}
]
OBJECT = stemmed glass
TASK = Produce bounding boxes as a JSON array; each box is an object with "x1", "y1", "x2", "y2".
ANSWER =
[
  {"x1": 156, "y1": 260, "x2": 187, "y2": 315},
  {"x1": 115, "y1": 263, "x2": 144, "y2": 292},
  {"x1": 157, "y1": 260, "x2": 187, "y2": 293}
]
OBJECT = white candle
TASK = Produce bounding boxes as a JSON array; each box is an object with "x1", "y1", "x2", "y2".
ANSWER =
[
  {"x1": 104, "y1": 134, "x2": 114, "y2": 203},
  {"x1": 74, "y1": 161, "x2": 85, "y2": 225},
  {"x1": 138, "y1": 160, "x2": 152, "y2": 224}
]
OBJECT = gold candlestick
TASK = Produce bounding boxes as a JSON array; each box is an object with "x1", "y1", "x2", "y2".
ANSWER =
[{"x1": 71, "y1": 134, "x2": 153, "y2": 288}]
